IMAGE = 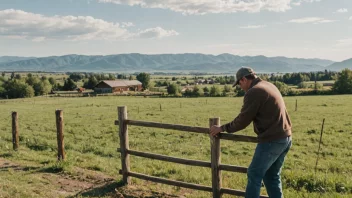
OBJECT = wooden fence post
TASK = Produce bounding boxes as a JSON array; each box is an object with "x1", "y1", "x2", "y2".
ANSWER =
[
  {"x1": 295, "y1": 99, "x2": 298, "y2": 111},
  {"x1": 55, "y1": 110, "x2": 65, "y2": 161},
  {"x1": 118, "y1": 106, "x2": 131, "y2": 184},
  {"x1": 12, "y1": 112, "x2": 19, "y2": 151},
  {"x1": 209, "y1": 117, "x2": 221, "y2": 198},
  {"x1": 315, "y1": 118, "x2": 325, "y2": 173}
]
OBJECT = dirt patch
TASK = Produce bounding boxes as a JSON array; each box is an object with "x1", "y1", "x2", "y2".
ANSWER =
[{"x1": 0, "y1": 157, "x2": 182, "y2": 197}]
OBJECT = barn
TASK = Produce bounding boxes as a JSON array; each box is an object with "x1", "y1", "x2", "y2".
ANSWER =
[{"x1": 94, "y1": 80, "x2": 143, "y2": 93}]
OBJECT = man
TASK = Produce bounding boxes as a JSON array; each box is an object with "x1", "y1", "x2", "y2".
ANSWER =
[{"x1": 209, "y1": 67, "x2": 292, "y2": 198}]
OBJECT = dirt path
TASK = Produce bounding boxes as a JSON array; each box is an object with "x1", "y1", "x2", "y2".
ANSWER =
[{"x1": 0, "y1": 158, "x2": 181, "y2": 198}]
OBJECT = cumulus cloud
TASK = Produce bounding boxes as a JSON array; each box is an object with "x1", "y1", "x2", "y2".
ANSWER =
[
  {"x1": 239, "y1": 25, "x2": 266, "y2": 29},
  {"x1": 289, "y1": 17, "x2": 335, "y2": 24},
  {"x1": 336, "y1": 8, "x2": 348, "y2": 13},
  {"x1": 98, "y1": 0, "x2": 294, "y2": 15},
  {"x1": 121, "y1": 22, "x2": 134, "y2": 28},
  {"x1": 134, "y1": 27, "x2": 179, "y2": 39},
  {"x1": 98, "y1": 0, "x2": 324, "y2": 14},
  {"x1": 0, "y1": 9, "x2": 178, "y2": 41},
  {"x1": 291, "y1": 0, "x2": 321, "y2": 6}
]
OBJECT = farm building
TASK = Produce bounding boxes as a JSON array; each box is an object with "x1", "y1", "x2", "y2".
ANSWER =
[{"x1": 94, "y1": 80, "x2": 143, "y2": 93}]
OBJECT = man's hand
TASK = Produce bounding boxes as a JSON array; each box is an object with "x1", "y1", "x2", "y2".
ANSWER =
[{"x1": 209, "y1": 125, "x2": 222, "y2": 137}]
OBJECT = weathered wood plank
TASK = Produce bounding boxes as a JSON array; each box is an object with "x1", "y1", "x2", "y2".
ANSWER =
[
  {"x1": 12, "y1": 112, "x2": 19, "y2": 151},
  {"x1": 209, "y1": 118, "x2": 221, "y2": 198},
  {"x1": 219, "y1": 133, "x2": 258, "y2": 143},
  {"x1": 219, "y1": 164, "x2": 248, "y2": 173},
  {"x1": 118, "y1": 106, "x2": 130, "y2": 184},
  {"x1": 119, "y1": 170, "x2": 213, "y2": 192},
  {"x1": 55, "y1": 110, "x2": 65, "y2": 160},
  {"x1": 115, "y1": 120, "x2": 258, "y2": 143},
  {"x1": 115, "y1": 120, "x2": 209, "y2": 134},
  {"x1": 117, "y1": 148, "x2": 211, "y2": 168}
]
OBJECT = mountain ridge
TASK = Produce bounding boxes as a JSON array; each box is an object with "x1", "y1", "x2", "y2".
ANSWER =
[{"x1": 0, "y1": 53, "x2": 347, "y2": 73}]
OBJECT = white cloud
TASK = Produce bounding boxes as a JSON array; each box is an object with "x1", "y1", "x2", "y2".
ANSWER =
[
  {"x1": 289, "y1": 17, "x2": 335, "y2": 24},
  {"x1": 239, "y1": 25, "x2": 266, "y2": 29},
  {"x1": 349, "y1": 16, "x2": 352, "y2": 20},
  {"x1": 134, "y1": 27, "x2": 179, "y2": 39},
  {"x1": 292, "y1": 0, "x2": 321, "y2": 5},
  {"x1": 98, "y1": 0, "x2": 294, "y2": 15},
  {"x1": 336, "y1": 8, "x2": 348, "y2": 13},
  {"x1": 0, "y1": 9, "x2": 178, "y2": 41},
  {"x1": 32, "y1": 37, "x2": 46, "y2": 42},
  {"x1": 336, "y1": 38, "x2": 352, "y2": 47},
  {"x1": 121, "y1": 22, "x2": 134, "y2": 28}
]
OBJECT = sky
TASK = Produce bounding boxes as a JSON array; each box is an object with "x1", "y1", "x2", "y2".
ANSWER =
[{"x1": 0, "y1": 0, "x2": 351, "y2": 61}]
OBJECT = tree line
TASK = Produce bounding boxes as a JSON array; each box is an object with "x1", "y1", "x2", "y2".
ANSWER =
[{"x1": 1, "y1": 69, "x2": 351, "y2": 99}]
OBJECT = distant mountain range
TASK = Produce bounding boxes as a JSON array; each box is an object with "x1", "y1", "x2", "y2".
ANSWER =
[
  {"x1": 326, "y1": 58, "x2": 352, "y2": 71},
  {"x1": 0, "y1": 53, "x2": 350, "y2": 73}
]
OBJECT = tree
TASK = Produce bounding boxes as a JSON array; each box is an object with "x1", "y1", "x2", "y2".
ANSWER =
[
  {"x1": 14, "y1": 74, "x2": 21, "y2": 80},
  {"x1": 209, "y1": 86, "x2": 221, "y2": 96},
  {"x1": 117, "y1": 74, "x2": 127, "y2": 79},
  {"x1": 0, "y1": 86, "x2": 5, "y2": 98},
  {"x1": 108, "y1": 73, "x2": 116, "y2": 80},
  {"x1": 83, "y1": 76, "x2": 98, "y2": 89},
  {"x1": 167, "y1": 83, "x2": 180, "y2": 95},
  {"x1": 26, "y1": 75, "x2": 39, "y2": 86},
  {"x1": 69, "y1": 73, "x2": 83, "y2": 82},
  {"x1": 136, "y1": 73, "x2": 150, "y2": 90},
  {"x1": 1, "y1": 72, "x2": 5, "y2": 77},
  {"x1": 273, "y1": 81, "x2": 289, "y2": 96},
  {"x1": 297, "y1": 82, "x2": 309, "y2": 89},
  {"x1": 192, "y1": 85, "x2": 203, "y2": 97},
  {"x1": 223, "y1": 85, "x2": 232, "y2": 92},
  {"x1": 222, "y1": 85, "x2": 232, "y2": 96},
  {"x1": 48, "y1": 77, "x2": 56, "y2": 86},
  {"x1": 203, "y1": 86, "x2": 209, "y2": 93},
  {"x1": 183, "y1": 88, "x2": 193, "y2": 97},
  {"x1": 332, "y1": 69, "x2": 352, "y2": 94},
  {"x1": 3, "y1": 80, "x2": 34, "y2": 98},
  {"x1": 234, "y1": 86, "x2": 245, "y2": 96},
  {"x1": 33, "y1": 79, "x2": 52, "y2": 96},
  {"x1": 63, "y1": 78, "x2": 77, "y2": 91}
]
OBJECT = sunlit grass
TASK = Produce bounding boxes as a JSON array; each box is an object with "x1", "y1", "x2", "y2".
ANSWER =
[{"x1": 0, "y1": 95, "x2": 351, "y2": 197}]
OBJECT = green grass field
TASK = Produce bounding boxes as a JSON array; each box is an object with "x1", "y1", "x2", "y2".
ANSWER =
[{"x1": 0, "y1": 95, "x2": 351, "y2": 197}]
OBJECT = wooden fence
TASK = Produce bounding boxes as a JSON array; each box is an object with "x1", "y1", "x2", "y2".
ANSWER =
[
  {"x1": 115, "y1": 106, "x2": 269, "y2": 198},
  {"x1": 11, "y1": 111, "x2": 65, "y2": 161}
]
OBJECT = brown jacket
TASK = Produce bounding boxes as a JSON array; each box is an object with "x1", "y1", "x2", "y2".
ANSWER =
[{"x1": 221, "y1": 78, "x2": 292, "y2": 142}]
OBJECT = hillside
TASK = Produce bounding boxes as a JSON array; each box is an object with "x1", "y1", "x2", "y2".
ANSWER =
[
  {"x1": 0, "y1": 53, "x2": 337, "y2": 73},
  {"x1": 0, "y1": 56, "x2": 35, "y2": 63},
  {"x1": 326, "y1": 58, "x2": 352, "y2": 71}
]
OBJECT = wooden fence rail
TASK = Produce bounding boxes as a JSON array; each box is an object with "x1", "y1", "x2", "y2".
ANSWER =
[{"x1": 115, "y1": 106, "x2": 268, "y2": 198}]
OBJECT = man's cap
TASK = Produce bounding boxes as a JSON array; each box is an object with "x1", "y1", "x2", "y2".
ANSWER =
[{"x1": 233, "y1": 67, "x2": 255, "y2": 87}]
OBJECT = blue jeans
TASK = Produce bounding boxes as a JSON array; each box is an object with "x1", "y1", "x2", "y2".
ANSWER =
[{"x1": 245, "y1": 136, "x2": 292, "y2": 198}]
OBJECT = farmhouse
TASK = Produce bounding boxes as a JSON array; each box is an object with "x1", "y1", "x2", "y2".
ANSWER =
[{"x1": 94, "y1": 80, "x2": 142, "y2": 93}]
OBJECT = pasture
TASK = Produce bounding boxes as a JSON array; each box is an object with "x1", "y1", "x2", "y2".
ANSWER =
[{"x1": 0, "y1": 95, "x2": 351, "y2": 197}]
